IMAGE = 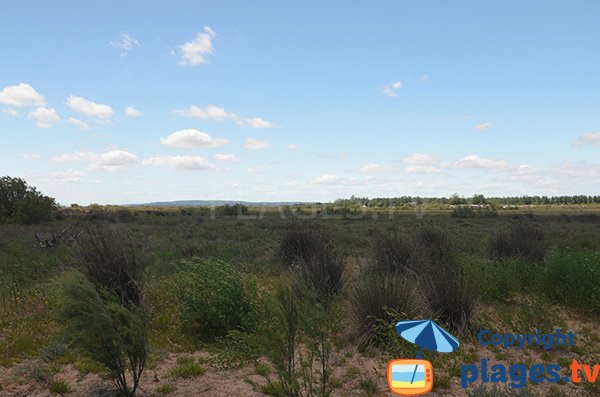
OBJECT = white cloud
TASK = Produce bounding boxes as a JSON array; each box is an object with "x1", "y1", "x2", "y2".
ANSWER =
[
  {"x1": 214, "y1": 153, "x2": 240, "y2": 162},
  {"x1": 175, "y1": 105, "x2": 275, "y2": 128},
  {"x1": 287, "y1": 144, "x2": 299, "y2": 150},
  {"x1": 1, "y1": 108, "x2": 19, "y2": 117},
  {"x1": 110, "y1": 32, "x2": 140, "y2": 55},
  {"x1": 28, "y1": 107, "x2": 60, "y2": 128},
  {"x1": 382, "y1": 81, "x2": 402, "y2": 97},
  {"x1": 234, "y1": 116, "x2": 274, "y2": 129},
  {"x1": 67, "y1": 117, "x2": 90, "y2": 130},
  {"x1": 358, "y1": 163, "x2": 398, "y2": 173},
  {"x1": 311, "y1": 174, "x2": 340, "y2": 185},
  {"x1": 179, "y1": 26, "x2": 216, "y2": 66},
  {"x1": 402, "y1": 152, "x2": 436, "y2": 165},
  {"x1": 51, "y1": 150, "x2": 138, "y2": 172},
  {"x1": 573, "y1": 131, "x2": 600, "y2": 147},
  {"x1": 160, "y1": 129, "x2": 229, "y2": 148},
  {"x1": 243, "y1": 138, "x2": 272, "y2": 150},
  {"x1": 125, "y1": 106, "x2": 143, "y2": 117},
  {"x1": 446, "y1": 155, "x2": 511, "y2": 171},
  {"x1": 18, "y1": 152, "x2": 43, "y2": 160},
  {"x1": 50, "y1": 169, "x2": 85, "y2": 183},
  {"x1": 175, "y1": 105, "x2": 229, "y2": 121},
  {"x1": 474, "y1": 122, "x2": 493, "y2": 130},
  {"x1": 143, "y1": 155, "x2": 215, "y2": 170},
  {"x1": 66, "y1": 95, "x2": 114, "y2": 119},
  {"x1": 404, "y1": 165, "x2": 441, "y2": 174},
  {"x1": 0, "y1": 83, "x2": 45, "y2": 107}
]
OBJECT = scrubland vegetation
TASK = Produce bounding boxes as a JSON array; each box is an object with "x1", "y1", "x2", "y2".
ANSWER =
[{"x1": 2, "y1": 179, "x2": 600, "y2": 396}]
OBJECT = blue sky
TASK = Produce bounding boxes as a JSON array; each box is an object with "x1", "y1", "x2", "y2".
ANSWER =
[{"x1": 1, "y1": 1, "x2": 599, "y2": 205}]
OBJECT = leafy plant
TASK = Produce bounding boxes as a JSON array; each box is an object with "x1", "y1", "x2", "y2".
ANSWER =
[
  {"x1": 490, "y1": 221, "x2": 547, "y2": 263},
  {"x1": 178, "y1": 258, "x2": 257, "y2": 338}
]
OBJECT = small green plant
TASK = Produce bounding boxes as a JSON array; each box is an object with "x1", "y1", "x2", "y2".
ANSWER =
[
  {"x1": 156, "y1": 383, "x2": 175, "y2": 394},
  {"x1": 49, "y1": 381, "x2": 70, "y2": 394},
  {"x1": 178, "y1": 258, "x2": 256, "y2": 338},
  {"x1": 255, "y1": 362, "x2": 271, "y2": 377},
  {"x1": 13, "y1": 359, "x2": 51, "y2": 383},
  {"x1": 358, "y1": 377, "x2": 378, "y2": 396},
  {"x1": 169, "y1": 356, "x2": 205, "y2": 378}
]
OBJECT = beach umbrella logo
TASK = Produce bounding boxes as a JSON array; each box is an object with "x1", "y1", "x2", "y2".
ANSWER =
[{"x1": 387, "y1": 320, "x2": 460, "y2": 396}]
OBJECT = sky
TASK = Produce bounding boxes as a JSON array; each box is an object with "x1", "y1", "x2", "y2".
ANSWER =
[{"x1": 1, "y1": 1, "x2": 600, "y2": 205}]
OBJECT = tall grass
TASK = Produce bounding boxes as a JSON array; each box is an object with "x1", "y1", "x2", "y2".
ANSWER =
[{"x1": 489, "y1": 221, "x2": 547, "y2": 263}]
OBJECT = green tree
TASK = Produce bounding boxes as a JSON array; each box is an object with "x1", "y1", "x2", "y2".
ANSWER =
[{"x1": 0, "y1": 176, "x2": 57, "y2": 223}]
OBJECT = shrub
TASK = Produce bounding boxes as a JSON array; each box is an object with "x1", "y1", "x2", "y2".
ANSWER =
[
  {"x1": 54, "y1": 271, "x2": 148, "y2": 397},
  {"x1": 544, "y1": 247, "x2": 600, "y2": 314},
  {"x1": 178, "y1": 258, "x2": 256, "y2": 338},
  {"x1": 278, "y1": 223, "x2": 344, "y2": 300},
  {"x1": 352, "y1": 273, "x2": 425, "y2": 349},
  {"x1": 452, "y1": 206, "x2": 498, "y2": 218},
  {"x1": 372, "y1": 231, "x2": 414, "y2": 274},
  {"x1": 76, "y1": 226, "x2": 145, "y2": 307},
  {"x1": 13, "y1": 358, "x2": 51, "y2": 383},
  {"x1": 490, "y1": 221, "x2": 547, "y2": 263},
  {"x1": 414, "y1": 226, "x2": 478, "y2": 334},
  {"x1": 0, "y1": 176, "x2": 57, "y2": 224},
  {"x1": 55, "y1": 226, "x2": 148, "y2": 397},
  {"x1": 156, "y1": 384, "x2": 175, "y2": 394}
]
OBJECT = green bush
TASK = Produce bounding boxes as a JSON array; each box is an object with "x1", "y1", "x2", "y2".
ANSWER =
[
  {"x1": 169, "y1": 356, "x2": 205, "y2": 378},
  {"x1": 451, "y1": 206, "x2": 497, "y2": 218},
  {"x1": 490, "y1": 221, "x2": 547, "y2": 263},
  {"x1": 544, "y1": 247, "x2": 600, "y2": 313},
  {"x1": 372, "y1": 231, "x2": 414, "y2": 274},
  {"x1": 278, "y1": 223, "x2": 344, "y2": 300},
  {"x1": 352, "y1": 273, "x2": 425, "y2": 349},
  {"x1": 0, "y1": 176, "x2": 57, "y2": 224},
  {"x1": 178, "y1": 258, "x2": 256, "y2": 338},
  {"x1": 475, "y1": 257, "x2": 539, "y2": 301},
  {"x1": 54, "y1": 271, "x2": 148, "y2": 397},
  {"x1": 414, "y1": 226, "x2": 478, "y2": 334}
]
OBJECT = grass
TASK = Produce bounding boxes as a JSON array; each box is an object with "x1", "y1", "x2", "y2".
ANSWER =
[
  {"x1": 2, "y1": 207, "x2": 600, "y2": 396},
  {"x1": 49, "y1": 381, "x2": 70, "y2": 394},
  {"x1": 169, "y1": 356, "x2": 206, "y2": 378},
  {"x1": 156, "y1": 383, "x2": 175, "y2": 394}
]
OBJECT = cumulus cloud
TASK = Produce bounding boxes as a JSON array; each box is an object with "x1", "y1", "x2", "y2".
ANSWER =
[
  {"x1": 67, "y1": 117, "x2": 90, "y2": 130},
  {"x1": 243, "y1": 138, "x2": 272, "y2": 150},
  {"x1": 50, "y1": 169, "x2": 85, "y2": 183},
  {"x1": 143, "y1": 155, "x2": 215, "y2": 170},
  {"x1": 110, "y1": 32, "x2": 140, "y2": 56},
  {"x1": 1, "y1": 108, "x2": 19, "y2": 117},
  {"x1": 358, "y1": 163, "x2": 398, "y2": 173},
  {"x1": 0, "y1": 83, "x2": 45, "y2": 107},
  {"x1": 51, "y1": 150, "x2": 138, "y2": 171},
  {"x1": 234, "y1": 117, "x2": 274, "y2": 129},
  {"x1": 474, "y1": 122, "x2": 493, "y2": 130},
  {"x1": 404, "y1": 165, "x2": 441, "y2": 174},
  {"x1": 28, "y1": 107, "x2": 60, "y2": 128},
  {"x1": 175, "y1": 104, "x2": 229, "y2": 121},
  {"x1": 287, "y1": 144, "x2": 299, "y2": 150},
  {"x1": 175, "y1": 104, "x2": 274, "y2": 128},
  {"x1": 66, "y1": 95, "x2": 114, "y2": 119},
  {"x1": 160, "y1": 129, "x2": 229, "y2": 148},
  {"x1": 311, "y1": 174, "x2": 340, "y2": 185},
  {"x1": 573, "y1": 131, "x2": 600, "y2": 147},
  {"x1": 382, "y1": 81, "x2": 401, "y2": 97},
  {"x1": 402, "y1": 152, "x2": 436, "y2": 165},
  {"x1": 125, "y1": 106, "x2": 143, "y2": 117},
  {"x1": 18, "y1": 152, "x2": 43, "y2": 160},
  {"x1": 179, "y1": 26, "x2": 216, "y2": 66},
  {"x1": 214, "y1": 153, "x2": 240, "y2": 162},
  {"x1": 446, "y1": 155, "x2": 511, "y2": 171}
]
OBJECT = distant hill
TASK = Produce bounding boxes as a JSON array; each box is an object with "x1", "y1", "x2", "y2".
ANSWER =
[{"x1": 130, "y1": 200, "x2": 313, "y2": 207}]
